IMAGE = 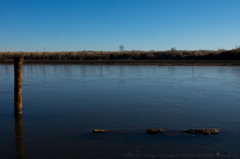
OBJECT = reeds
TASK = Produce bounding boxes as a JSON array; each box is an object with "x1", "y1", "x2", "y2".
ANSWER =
[{"x1": 1, "y1": 48, "x2": 240, "y2": 61}]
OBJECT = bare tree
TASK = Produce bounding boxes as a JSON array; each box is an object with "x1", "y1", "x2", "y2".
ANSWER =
[
  {"x1": 171, "y1": 47, "x2": 176, "y2": 52},
  {"x1": 119, "y1": 45, "x2": 124, "y2": 51}
]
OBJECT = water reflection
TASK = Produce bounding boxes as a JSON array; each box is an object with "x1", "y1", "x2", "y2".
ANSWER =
[
  {"x1": 2, "y1": 64, "x2": 240, "y2": 82},
  {"x1": 0, "y1": 64, "x2": 12, "y2": 75},
  {"x1": 231, "y1": 67, "x2": 240, "y2": 79},
  {"x1": 192, "y1": 66, "x2": 194, "y2": 78},
  {"x1": 15, "y1": 115, "x2": 25, "y2": 159}
]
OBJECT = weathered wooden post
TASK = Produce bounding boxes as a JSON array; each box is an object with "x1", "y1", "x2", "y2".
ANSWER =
[{"x1": 14, "y1": 56, "x2": 23, "y2": 115}]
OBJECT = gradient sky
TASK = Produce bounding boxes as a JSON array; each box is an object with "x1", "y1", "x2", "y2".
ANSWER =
[{"x1": 0, "y1": 0, "x2": 240, "y2": 52}]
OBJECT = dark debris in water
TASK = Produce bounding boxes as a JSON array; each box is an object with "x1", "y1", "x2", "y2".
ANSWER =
[
  {"x1": 1, "y1": 91, "x2": 11, "y2": 94},
  {"x1": 147, "y1": 129, "x2": 165, "y2": 134},
  {"x1": 183, "y1": 128, "x2": 220, "y2": 135},
  {"x1": 92, "y1": 129, "x2": 110, "y2": 134},
  {"x1": 92, "y1": 128, "x2": 220, "y2": 136}
]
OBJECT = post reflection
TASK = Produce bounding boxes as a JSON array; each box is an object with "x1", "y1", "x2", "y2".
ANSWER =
[{"x1": 15, "y1": 115, "x2": 25, "y2": 159}]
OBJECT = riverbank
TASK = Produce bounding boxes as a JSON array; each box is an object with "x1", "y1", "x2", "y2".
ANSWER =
[
  {"x1": 1, "y1": 49, "x2": 240, "y2": 66},
  {"x1": 1, "y1": 60, "x2": 240, "y2": 66}
]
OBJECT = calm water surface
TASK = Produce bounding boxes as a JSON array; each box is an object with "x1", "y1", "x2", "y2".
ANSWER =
[{"x1": 0, "y1": 65, "x2": 240, "y2": 159}]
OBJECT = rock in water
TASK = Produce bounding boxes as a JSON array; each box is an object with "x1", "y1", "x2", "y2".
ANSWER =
[
  {"x1": 92, "y1": 129, "x2": 109, "y2": 133},
  {"x1": 183, "y1": 128, "x2": 219, "y2": 135},
  {"x1": 199, "y1": 128, "x2": 219, "y2": 135},
  {"x1": 147, "y1": 129, "x2": 165, "y2": 134}
]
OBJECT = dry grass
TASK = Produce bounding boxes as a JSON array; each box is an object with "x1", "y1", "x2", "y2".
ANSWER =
[{"x1": 1, "y1": 48, "x2": 240, "y2": 61}]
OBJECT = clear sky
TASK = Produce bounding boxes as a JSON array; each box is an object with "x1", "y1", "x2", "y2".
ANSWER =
[{"x1": 0, "y1": 0, "x2": 240, "y2": 52}]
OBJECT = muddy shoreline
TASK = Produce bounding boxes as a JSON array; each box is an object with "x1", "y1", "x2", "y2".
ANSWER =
[{"x1": 1, "y1": 60, "x2": 240, "y2": 66}]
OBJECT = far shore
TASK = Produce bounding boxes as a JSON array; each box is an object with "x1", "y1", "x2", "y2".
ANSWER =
[
  {"x1": 1, "y1": 60, "x2": 240, "y2": 66},
  {"x1": 1, "y1": 49, "x2": 240, "y2": 66}
]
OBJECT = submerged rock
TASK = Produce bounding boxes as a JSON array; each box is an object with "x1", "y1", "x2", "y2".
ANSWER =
[
  {"x1": 147, "y1": 129, "x2": 165, "y2": 134},
  {"x1": 92, "y1": 129, "x2": 110, "y2": 133},
  {"x1": 199, "y1": 128, "x2": 219, "y2": 135},
  {"x1": 183, "y1": 128, "x2": 219, "y2": 135}
]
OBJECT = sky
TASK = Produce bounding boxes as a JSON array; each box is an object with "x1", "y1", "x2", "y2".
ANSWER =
[{"x1": 0, "y1": 0, "x2": 240, "y2": 52}]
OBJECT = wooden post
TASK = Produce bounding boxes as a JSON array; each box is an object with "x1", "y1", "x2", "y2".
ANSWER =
[{"x1": 14, "y1": 57, "x2": 23, "y2": 115}]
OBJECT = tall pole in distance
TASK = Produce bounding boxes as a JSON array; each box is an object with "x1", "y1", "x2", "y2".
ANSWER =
[{"x1": 14, "y1": 57, "x2": 23, "y2": 115}]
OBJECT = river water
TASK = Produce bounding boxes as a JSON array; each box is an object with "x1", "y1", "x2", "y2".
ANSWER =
[{"x1": 0, "y1": 65, "x2": 239, "y2": 159}]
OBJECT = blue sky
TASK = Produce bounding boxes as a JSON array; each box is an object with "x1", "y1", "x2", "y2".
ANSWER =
[{"x1": 0, "y1": 0, "x2": 239, "y2": 52}]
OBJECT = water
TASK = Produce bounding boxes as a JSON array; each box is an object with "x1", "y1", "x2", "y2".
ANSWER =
[{"x1": 0, "y1": 65, "x2": 239, "y2": 159}]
